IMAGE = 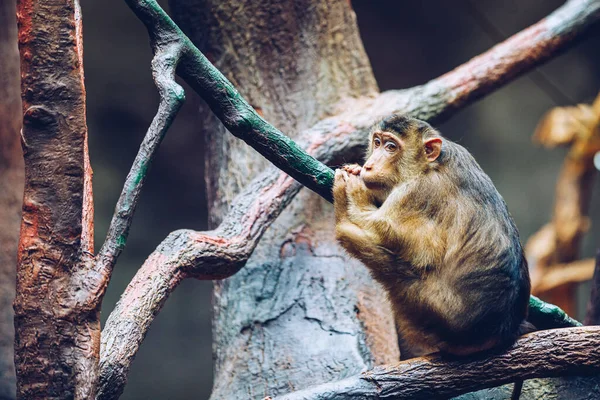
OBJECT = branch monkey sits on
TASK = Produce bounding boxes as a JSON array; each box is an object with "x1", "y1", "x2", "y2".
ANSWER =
[{"x1": 334, "y1": 115, "x2": 531, "y2": 357}]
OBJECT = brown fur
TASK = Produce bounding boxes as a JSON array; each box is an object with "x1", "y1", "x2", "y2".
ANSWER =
[{"x1": 334, "y1": 115, "x2": 530, "y2": 356}]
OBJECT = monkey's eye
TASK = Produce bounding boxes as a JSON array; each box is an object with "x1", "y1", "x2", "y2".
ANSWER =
[
  {"x1": 384, "y1": 142, "x2": 397, "y2": 152},
  {"x1": 373, "y1": 138, "x2": 381, "y2": 148}
]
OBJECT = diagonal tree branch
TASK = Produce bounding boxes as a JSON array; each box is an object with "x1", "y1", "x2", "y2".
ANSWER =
[
  {"x1": 98, "y1": 169, "x2": 302, "y2": 400},
  {"x1": 417, "y1": 0, "x2": 600, "y2": 122},
  {"x1": 122, "y1": 0, "x2": 600, "y2": 204},
  {"x1": 98, "y1": 0, "x2": 599, "y2": 398},
  {"x1": 123, "y1": 0, "x2": 336, "y2": 201},
  {"x1": 95, "y1": 34, "x2": 186, "y2": 279},
  {"x1": 275, "y1": 326, "x2": 600, "y2": 400}
]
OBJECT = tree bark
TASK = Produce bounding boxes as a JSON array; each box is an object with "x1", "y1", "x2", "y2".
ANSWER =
[
  {"x1": 277, "y1": 327, "x2": 600, "y2": 400},
  {"x1": 6, "y1": 0, "x2": 600, "y2": 398},
  {"x1": 0, "y1": 1, "x2": 22, "y2": 398},
  {"x1": 170, "y1": 1, "x2": 400, "y2": 398},
  {"x1": 167, "y1": 1, "x2": 600, "y2": 399},
  {"x1": 14, "y1": 1, "x2": 99, "y2": 398}
]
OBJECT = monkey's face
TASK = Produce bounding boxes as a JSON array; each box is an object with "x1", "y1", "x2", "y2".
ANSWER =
[
  {"x1": 361, "y1": 131, "x2": 403, "y2": 191},
  {"x1": 362, "y1": 128, "x2": 444, "y2": 192}
]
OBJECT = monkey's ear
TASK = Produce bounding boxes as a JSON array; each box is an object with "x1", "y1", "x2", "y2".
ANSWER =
[{"x1": 424, "y1": 138, "x2": 442, "y2": 162}]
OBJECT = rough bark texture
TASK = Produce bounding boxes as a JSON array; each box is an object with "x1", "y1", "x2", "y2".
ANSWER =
[
  {"x1": 99, "y1": 0, "x2": 594, "y2": 395},
  {"x1": 15, "y1": 1, "x2": 99, "y2": 398},
  {"x1": 277, "y1": 327, "x2": 600, "y2": 400},
  {"x1": 160, "y1": 1, "x2": 600, "y2": 399},
  {"x1": 171, "y1": 1, "x2": 400, "y2": 399},
  {"x1": 94, "y1": 0, "x2": 597, "y2": 397},
  {"x1": 0, "y1": 1, "x2": 22, "y2": 398},
  {"x1": 6, "y1": 0, "x2": 600, "y2": 397}
]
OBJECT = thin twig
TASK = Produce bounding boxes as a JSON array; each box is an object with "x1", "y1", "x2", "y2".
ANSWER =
[{"x1": 95, "y1": 39, "x2": 185, "y2": 276}]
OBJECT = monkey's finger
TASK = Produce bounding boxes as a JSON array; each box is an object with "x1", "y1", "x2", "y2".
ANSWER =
[
  {"x1": 335, "y1": 169, "x2": 348, "y2": 182},
  {"x1": 346, "y1": 174, "x2": 360, "y2": 191},
  {"x1": 351, "y1": 166, "x2": 362, "y2": 175},
  {"x1": 343, "y1": 164, "x2": 360, "y2": 173}
]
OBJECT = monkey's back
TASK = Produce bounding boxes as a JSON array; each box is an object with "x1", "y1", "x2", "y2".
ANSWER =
[{"x1": 391, "y1": 140, "x2": 531, "y2": 356}]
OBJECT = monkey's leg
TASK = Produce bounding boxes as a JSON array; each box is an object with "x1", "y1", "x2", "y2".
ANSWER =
[
  {"x1": 336, "y1": 221, "x2": 393, "y2": 266},
  {"x1": 345, "y1": 173, "x2": 378, "y2": 218}
]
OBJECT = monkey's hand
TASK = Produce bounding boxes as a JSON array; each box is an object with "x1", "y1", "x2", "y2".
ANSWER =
[
  {"x1": 333, "y1": 169, "x2": 350, "y2": 223},
  {"x1": 346, "y1": 173, "x2": 377, "y2": 216},
  {"x1": 342, "y1": 164, "x2": 362, "y2": 176}
]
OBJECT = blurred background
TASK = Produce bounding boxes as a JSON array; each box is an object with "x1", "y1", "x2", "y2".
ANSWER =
[{"x1": 76, "y1": 0, "x2": 600, "y2": 398}]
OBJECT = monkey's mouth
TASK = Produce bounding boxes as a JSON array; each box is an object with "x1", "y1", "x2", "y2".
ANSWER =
[{"x1": 362, "y1": 176, "x2": 386, "y2": 190}]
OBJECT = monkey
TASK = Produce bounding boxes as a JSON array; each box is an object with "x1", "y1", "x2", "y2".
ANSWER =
[{"x1": 333, "y1": 115, "x2": 531, "y2": 361}]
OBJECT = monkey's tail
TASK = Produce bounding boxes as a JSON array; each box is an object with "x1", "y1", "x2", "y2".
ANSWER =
[
  {"x1": 511, "y1": 380, "x2": 523, "y2": 400},
  {"x1": 510, "y1": 321, "x2": 536, "y2": 400}
]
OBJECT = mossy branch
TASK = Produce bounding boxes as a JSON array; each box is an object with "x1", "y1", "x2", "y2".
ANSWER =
[{"x1": 96, "y1": 35, "x2": 185, "y2": 276}]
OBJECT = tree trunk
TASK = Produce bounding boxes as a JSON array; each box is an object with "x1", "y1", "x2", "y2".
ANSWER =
[
  {"x1": 169, "y1": 2, "x2": 600, "y2": 399},
  {"x1": 14, "y1": 1, "x2": 98, "y2": 398},
  {"x1": 0, "y1": 1, "x2": 22, "y2": 398},
  {"x1": 170, "y1": 1, "x2": 400, "y2": 398}
]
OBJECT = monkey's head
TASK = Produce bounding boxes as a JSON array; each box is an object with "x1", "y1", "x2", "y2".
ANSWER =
[{"x1": 361, "y1": 115, "x2": 443, "y2": 193}]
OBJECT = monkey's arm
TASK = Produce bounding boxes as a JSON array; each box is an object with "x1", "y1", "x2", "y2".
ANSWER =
[
  {"x1": 334, "y1": 170, "x2": 395, "y2": 265},
  {"x1": 344, "y1": 173, "x2": 380, "y2": 218},
  {"x1": 344, "y1": 177, "x2": 402, "y2": 235},
  {"x1": 349, "y1": 181, "x2": 444, "y2": 268}
]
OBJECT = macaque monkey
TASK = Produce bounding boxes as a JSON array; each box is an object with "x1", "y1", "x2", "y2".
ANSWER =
[{"x1": 334, "y1": 115, "x2": 531, "y2": 357}]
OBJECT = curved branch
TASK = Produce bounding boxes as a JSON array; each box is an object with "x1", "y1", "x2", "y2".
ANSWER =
[
  {"x1": 525, "y1": 91, "x2": 600, "y2": 314},
  {"x1": 95, "y1": 38, "x2": 185, "y2": 278},
  {"x1": 275, "y1": 327, "x2": 600, "y2": 400},
  {"x1": 98, "y1": 0, "x2": 599, "y2": 397},
  {"x1": 124, "y1": 0, "x2": 335, "y2": 201},
  {"x1": 98, "y1": 169, "x2": 302, "y2": 399}
]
